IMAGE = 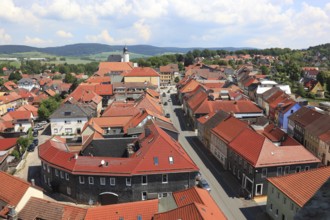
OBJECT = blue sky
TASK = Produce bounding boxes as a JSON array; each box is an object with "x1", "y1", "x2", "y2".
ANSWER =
[{"x1": 0, "y1": 0, "x2": 329, "y2": 49}]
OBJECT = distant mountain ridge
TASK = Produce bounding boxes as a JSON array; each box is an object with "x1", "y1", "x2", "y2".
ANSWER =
[{"x1": 0, "y1": 43, "x2": 255, "y2": 57}]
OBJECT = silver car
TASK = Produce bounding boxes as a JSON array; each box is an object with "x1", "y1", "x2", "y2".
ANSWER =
[{"x1": 197, "y1": 178, "x2": 211, "y2": 192}]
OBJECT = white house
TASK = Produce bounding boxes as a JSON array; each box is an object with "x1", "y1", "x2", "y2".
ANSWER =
[
  {"x1": 49, "y1": 103, "x2": 96, "y2": 136},
  {"x1": 17, "y1": 78, "x2": 40, "y2": 92}
]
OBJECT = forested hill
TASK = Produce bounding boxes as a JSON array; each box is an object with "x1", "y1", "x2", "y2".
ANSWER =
[{"x1": 0, "y1": 43, "x2": 253, "y2": 57}]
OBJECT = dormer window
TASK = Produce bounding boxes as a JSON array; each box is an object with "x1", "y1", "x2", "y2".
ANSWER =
[
  {"x1": 169, "y1": 156, "x2": 174, "y2": 164},
  {"x1": 153, "y1": 157, "x2": 159, "y2": 165}
]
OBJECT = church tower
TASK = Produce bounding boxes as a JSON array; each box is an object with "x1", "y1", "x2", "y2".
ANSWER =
[{"x1": 123, "y1": 46, "x2": 129, "y2": 62}]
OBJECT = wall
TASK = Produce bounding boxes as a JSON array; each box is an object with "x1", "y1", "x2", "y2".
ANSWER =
[
  {"x1": 16, "y1": 186, "x2": 43, "y2": 212},
  {"x1": 50, "y1": 117, "x2": 87, "y2": 135}
]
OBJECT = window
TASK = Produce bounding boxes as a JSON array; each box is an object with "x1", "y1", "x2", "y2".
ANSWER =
[
  {"x1": 269, "y1": 203, "x2": 273, "y2": 211},
  {"x1": 67, "y1": 187, "x2": 71, "y2": 195},
  {"x1": 64, "y1": 120, "x2": 71, "y2": 124},
  {"x1": 43, "y1": 162, "x2": 46, "y2": 170},
  {"x1": 142, "y1": 191, "x2": 147, "y2": 200},
  {"x1": 77, "y1": 120, "x2": 82, "y2": 123},
  {"x1": 275, "y1": 209, "x2": 279, "y2": 216},
  {"x1": 291, "y1": 203, "x2": 294, "y2": 211},
  {"x1": 65, "y1": 173, "x2": 69, "y2": 181},
  {"x1": 44, "y1": 175, "x2": 47, "y2": 183},
  {"x1": 153, "y1": 157, "x2": 159, "y2": 165},
  {"x1": 277, "y1": 192, "x2": 280, "y2": 199},
  {"x1": 284, "y1": 166, "x2": 290, "y2": 175},
  {"x1": 126, "y1": 177, "x2": 131, "y2": 186},
  {"x1": 110, "y1": 178, "x2": 115, "y2": 186},
  {"x1": 55, "y1": 169, "x2": 59, "y2": 177},
  {"x1": 277, "y1": 167, "x2": 283, "y2": 176},
  {"x1": 142, "y1": 175, "x2": 147, "y2": 185},
  {"x1": 249, "y1": 166, "x2": 252, "y2": 174},
  {"x1": 169, "y1": 156, "x2": 174, "y2": 164},
  {"x1": 60, "y1": 171, "x2": 64, "y2": 179},
  {"x1": 162, "y1": 174, "x2": 168, "y2": 183},
  {"x1": 283, "y1": 197, "x2": 287, "y2": 204},
  {"x1": 47, "y1": 165, "x2": 50, "y2": 173},
  {"x1": 79, "y1": 176, "x2": 85, "y2": 184},
  {"x1": 256, "y1": 184, "x2": 263, "y2": 195},
  {"x1": 54, "y1": 128, "x2": 58, "y2": 133},
  {"x1": 305, "y1": 166, "x2": 310, "y2": 171},
  {"x1": 48, "y1": 178, "x2": 51, "y2": 186},
  {"x1": 100, "y1": 177, "x2": 106, "y2": 185},
  {"x1": 89, "y1": 176, "x2": 94, "y2": 185},
  {"x1": 137, "y1": 215, "x2": 142, "y2": 220},
  {"x1": 65, "y1": 128, "x2": 72, "y2": 133},
  {"x1": 261, "y1": 168, "x2": 267, "y2": 178},
  {"x1": 295, "y1": 166, "x2": 301, "y2": 173}
]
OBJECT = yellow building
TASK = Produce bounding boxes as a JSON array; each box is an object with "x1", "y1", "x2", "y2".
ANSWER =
[{"x1": 123, "y1": 67, "x2": 160, "y2": 87}]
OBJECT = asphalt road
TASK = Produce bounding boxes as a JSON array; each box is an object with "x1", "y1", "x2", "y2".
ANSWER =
[{"x1": 163, "y1": 89, "x2": 267, "y2": 220}]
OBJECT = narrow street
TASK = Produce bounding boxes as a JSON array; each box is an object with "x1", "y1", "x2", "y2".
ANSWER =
[{"x1": 163, "y1": 88, "x2": 267, "y2": 220}]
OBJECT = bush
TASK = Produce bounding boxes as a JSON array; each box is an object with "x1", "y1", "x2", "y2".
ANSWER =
[{"x1": 11, "y1": 150, "x2": 20, "y2": 159}]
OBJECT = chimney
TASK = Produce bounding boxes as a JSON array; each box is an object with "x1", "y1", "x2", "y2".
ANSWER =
[
  {"x1": 7, "y1": 206, "x2": 17, "y2": 220},
  {"x1": 74, "y1": 153, "x2": 78, "y2": 160}
]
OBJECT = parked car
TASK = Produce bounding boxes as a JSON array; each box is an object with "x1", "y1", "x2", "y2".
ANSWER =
[
  {"x1": 27, "y1": 143, "x2": 36, "y2": 152},
  {"x1": 33, "y1": 131, "x2": 38, "y2": 137},
  {"x1": 197, "y1": 178, "x2": 211, "y2": 192},
  {"x1": 168, "y1": 99, "x2": 171, "y2": 102},
  {"x1": 163, "y1": 102, "x2": 168, "y2": 106},
  {"x1": 195, "y1": 172, "x2": 202, "y2": 181},
  {"x1": 33, "y1": 124, "x2": 43, "y2": 131},
  {"x1": 165, "y1": 113, "x2": 170, "y2": 118},
  {"x1": 38, "y1": 121, "x2": 48, "y2": 126},
  {"x1": 33, "y1": 138, "x2": 39, "y2": 145}
]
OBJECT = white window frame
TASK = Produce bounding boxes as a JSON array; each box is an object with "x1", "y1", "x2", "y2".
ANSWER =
[
  {"x1": 142, "y1": 175, "x2": 147, "y2": 185},
  {"x1": 47, "y1": 165, "x2": 50, "y2": 173},
  {"x1": 277, "y1": 167, "x2": 282, "y2": 176},
  {"x1": 126, "y1": 177, "x2": 131, "y2": 186},
  {"x1": 255, "y1": 183, "x2": 263, "y2": 195},
  {"x1": 60, "y1": 171, "x2": 64, "y2": 179},
  {"x1": 110, "y1": 178, "x2": 115, "y2": 186},
  {"x1": 284, "y1": 166, "x2": 290, "y2": 174},
  {"x1": 65, "y1": 173, "x2": 69, "y2": 181},
  {"x1": 142, "y1": 191, "x2": 147, "y2": 200},
  {"x1": 79, "y1": 176, "x2": 85, "y2": 184},
  {"x1": 162, "y1": 174, "x2": 168, "y2": 184},
  {"x1": 261, "y1": 168, "x2": 267, "y2": 178},
  {"x1": 89, "y1": 176, "x2": 94, "y2": 185},
  {"x1": 169, "y1": 156, "x2": 174, "y2": 164},
  {"x1": 67, "y1": 187, "x2": 71, "y2": 195},
  {"x1": 100, "y1": 177, "x2": 106, "y2": 185},
  {"x1": 55, "y1": 169, "x2": 59, "y2": 177}
]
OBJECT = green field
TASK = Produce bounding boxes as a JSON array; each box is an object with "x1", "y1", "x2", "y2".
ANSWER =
[{"x1": 0, "y1": 51, "x2": 149, "y2": 67}]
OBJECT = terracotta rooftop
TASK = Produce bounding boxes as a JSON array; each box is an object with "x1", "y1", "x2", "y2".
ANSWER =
[
  {"x1": 288, "y1": 107, "x2": 323, "y2": 127},
  {"x1": 123, "y1": 67, "x2": 160, "y2": 77},
  {"x1": 96, "y1": 62, "x2": 134, "y2": 76},
  {"x1": 186, "y1": 89, "x2": 208, "y2": 112},
  {"x1": 102, "y1": 101, "x2": 139, "y2": 117},
  {"x1": 160, "y1": 63, "x2": 179, "y2": 72},
  {"x1": 154, "y1": 187, "x2": 227, "y2": 220},
  {"x1": 85, "y1": 199, "x2": 158, "y2": 220},
  {"x1": 0, "y1": 138, "x2": 18, "y2": 151},
  {"x1": 85, "y1": 76, "x2": 111, "y2": 84},
  {"x1": 261, "y1": 124, "x2": 300, "y2": 146},
  {"x1": 179, "y1": 79, "x2": 201, "y2": 94},
  {"x1": 39, "y1": 123, "x2": 198, "y2": 176},
  {"x1": 305, "y1": 114, "x2": 330, "y2": 137},
  {"x1": 229, "y1": 128, "x2": 320, "y2": 168},
  {"x1": 17, "y1": 104, "x2": 38, "y2": 117},
  {"x1": 268, "y1": 167, "x2": 330, "y2": 207},
  {"x1": 0, "y1": 172, "x2": 31, "y2": 210},
  {"x1": 2, "y1": 111, "x2": 32, "y2": 121},
  {"x1": 18, "y1": 197, "x2": 87, "y2": 220}
]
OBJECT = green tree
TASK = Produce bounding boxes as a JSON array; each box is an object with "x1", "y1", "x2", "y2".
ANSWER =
[
  {"x1": 8, "y1": 71, "x2": 22, "y2": 81},
  {"x1": 38, "y1": 97, "x2": 61, "y2": 120},
  {"x1": 17, "y1": 136, "x2": 30, "y2": 153},
  {"x1": 260, "y1": 66, "x2": 270, "y2": 75},
  {"x1": 317, "y1": 71, "x2": 327, "y2": 86},
  {"x1": 63, "y1": 73, "x2": 75, "y2": 83},
  {"x1": 296, "y1": 84, "x2": 306, "y2": 97},
  {"x1": 184, "y1": 52, "x2": 194, "y2": 66},
  {"x1": 174, "y1": 76, "x2": 180, "y2": 83},
  {"x1": 0, "y1": 78, "x2": 4, "y2": 86}
]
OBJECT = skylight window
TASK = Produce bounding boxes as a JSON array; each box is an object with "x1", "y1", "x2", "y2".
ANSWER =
[
  {"x1": 169, "y1": 156, "x2": 174, "y2": 164},
  {"x1": 137, "y1": 215, "x2": 142, "y2": 220},
  {"x1": 153, "y1": 157, "x2": 159, "y2": 165},
  {"x1": 64, "y1": 111, "x2": 71, "y2": 116}
]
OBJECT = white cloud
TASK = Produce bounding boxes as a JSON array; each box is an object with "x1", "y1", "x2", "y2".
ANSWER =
[
  {"x1": 0, "y1": 29, "x2": 12, "y2": 44},
  {"x1": 56, "y1": 30, "x2": 73, "y2": 38},
  {"x1": 24, "y1": 36, "x2": 53, "y2": 46},
  {"x1": 133, "y1": 19, "x2": 151, "y2": 41},
  {"x1": 86, "y1": 29, "x2": 115, "y2": 44},
  {"x1": 0, "y1": 0, "x2": 37, "y2": 24}
]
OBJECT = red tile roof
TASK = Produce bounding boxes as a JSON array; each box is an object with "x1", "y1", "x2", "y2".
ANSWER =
[
  {"x1": 145, "y1": 88, "x2": 160, "y2": 98},
  {"x1": 102, "y1": 101, "x2": 139, "y2": 117},
  {"x1": 123, "y1": 67, "x2": 160, "y2": 77},
  {"x1": 211, "y1": 116, "x2": 249, "y2": 143},
  {"x1": 0, "y1": 171, "x2": 30, "y2": 208},
  {"x1": 268, "y1": 167, "x2": 330, "y2": 207},
  {"x1": 85, "y1": 199, "x2": 158, "y2": 220},
  {"x1": 17, "y1": 104, "x2": 38, "y2": 117},
  {"x1": 154, "y1": 187, "x2": 227, "y2": 220},
  {"x1": 96, "y1": 62, "x2": 134, "y2": 76},
  {"x1": 18, "y1": 197, "x2": 87, "y2": 220},
  {"x1": 0, "y1": 138, "x2": 18, "y2": 151},
  {"x1": 160, "y1": 64, "x2": 179, "y2": 72},
  {"x1": 74, "y1": 83, "x2": 113, "y2": 96},
  {"x1": 186, "y1": 89, "x2": 208, "y2": 112},
  {"x1": 135, "y1": 94, "x2": 163, "y2": 115},
  {"x1": 39, "y1": 123, "x2": 198, "y2": 176},
  {"x1": 261, "y1": 124, "x2": 300, "y2": 146},
  {"x1": 3, "y1": 81, "x2": 18, "y2": 91},
  {"x1": 194, "y1": 100, "x2": 262, "y2": 115},
  {"x1": 229, "y1": 128, "x2": 320, "y2": 168},
  {"x1": 0, "y1": 92, "x2": 22, "y2": 104},
  {"x1": 319, "y1": 130, "x2": 330, "y2": 144},
  {"x1": 85, "y1": 76, "x2": 111, "y2": 84},
  {"x1": 2, "y1": 111, "x2": 32, "y2": 121},
  {"x1": 179, "y1": 79, "x2": 201, "y2": 94},
  {"x1": 288, "y1": 107, "x2": 323, "y2": 127}
]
